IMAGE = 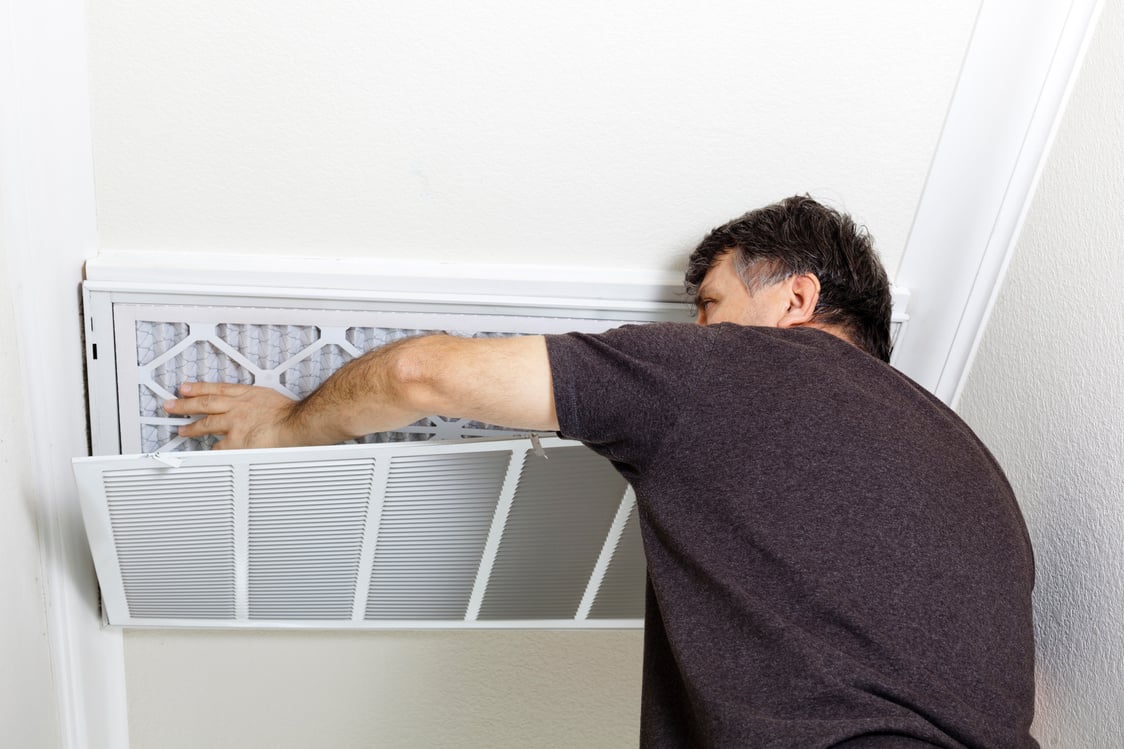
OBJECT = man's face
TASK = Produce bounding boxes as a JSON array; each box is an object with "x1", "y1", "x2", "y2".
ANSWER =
[{"x1": 693, "y1": 252, "x2": 792, "y2": 327}]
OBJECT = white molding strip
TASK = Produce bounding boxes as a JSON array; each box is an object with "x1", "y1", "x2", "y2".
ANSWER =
[
  {"x1": 892, "y1": 0, "x2": 1105, "y2": 406},
  {"x1": 0, "y1": 0, "x2": 129, "y2": 747},
  {"x1": 86, "y1": 250, "x2": 687, "y2": 306}
]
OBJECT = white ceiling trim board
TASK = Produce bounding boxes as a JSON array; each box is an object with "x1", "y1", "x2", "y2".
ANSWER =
[
  {"x1": 892, "y1": 0, "x2": 1105, "y2": 406},
  {"x1": 85, "y1": 253, "x2": 689, "y2": 307}
]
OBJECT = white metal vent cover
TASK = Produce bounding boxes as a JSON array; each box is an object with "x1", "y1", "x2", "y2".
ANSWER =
[
  {"x1": 76, "y1": 266, "x2": 693, "y2": 628},
  {"x1": 73, "y1": 437, "x2": 644, "y2": 628}
]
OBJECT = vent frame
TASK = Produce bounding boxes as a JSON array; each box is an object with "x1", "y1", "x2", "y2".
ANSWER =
[{"x1": 83, "y1": 280, "x2": 693, "y2": 457}]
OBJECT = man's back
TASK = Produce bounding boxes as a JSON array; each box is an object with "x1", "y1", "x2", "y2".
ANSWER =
[
  {"x1": 547, "y1": 322, "x2": 1037, "y2": 748},
  {"x1": 165, "y1": 195, "x2": 1039, "y2": 748}
]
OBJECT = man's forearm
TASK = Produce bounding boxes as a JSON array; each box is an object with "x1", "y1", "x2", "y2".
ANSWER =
[
  {"x1": 283, "y1": 336, "x2": 432, "y2": 444},
  {"x1": 169, "y1": 332, "x2": 557, "y2": 449}
]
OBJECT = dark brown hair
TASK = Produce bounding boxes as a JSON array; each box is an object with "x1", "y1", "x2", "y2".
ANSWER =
[{"x1": 685, "y1": 195, "x2": 893, "y2": 362}]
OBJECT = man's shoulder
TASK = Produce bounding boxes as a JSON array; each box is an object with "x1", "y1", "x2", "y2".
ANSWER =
[
  {"x1": 546, "y1": 322, "x2": 899, "y2": 381},
  {"x1": 546, "y1": 321, "x2": 714, "y2": 355}
]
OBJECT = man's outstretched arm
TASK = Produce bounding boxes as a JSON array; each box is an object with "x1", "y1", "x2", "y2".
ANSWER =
[{"x1": 165, "y1": 334, "x2": 559, "y2": 450}]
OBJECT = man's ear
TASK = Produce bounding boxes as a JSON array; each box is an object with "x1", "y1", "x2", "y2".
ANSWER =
[{"x1": 777, "y1": 273, "x2": 820, "y2": 328}]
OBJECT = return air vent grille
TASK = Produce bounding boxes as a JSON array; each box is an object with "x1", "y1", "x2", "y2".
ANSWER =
[
  {"x1": 74, "y1": 437, "x2": 644, "y2": 628},
  {"x1": 478, "y1": 446, "x2": 628, "y2": 620},
  {"x1": 248, "y1": 460, "x2": 375, "y2": 620},
  {"x1": 588, "y1": 501, "x2": 646, "y2": 619},
  {"x1": 106, "y1": 466, "x2": 236, "y2": 620},
  {"x1": 365, "y1": 452, "x2": 511, "y2": 620}
]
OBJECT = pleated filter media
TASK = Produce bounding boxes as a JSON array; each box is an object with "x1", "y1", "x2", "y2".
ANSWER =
[{"x1": 133, "y1": 318, "x2": 517, "y2": 453}]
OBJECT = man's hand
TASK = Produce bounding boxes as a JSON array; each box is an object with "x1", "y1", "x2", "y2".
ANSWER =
[{"x1": 165, "y1": 382, "x2": 299, "y2": 450}]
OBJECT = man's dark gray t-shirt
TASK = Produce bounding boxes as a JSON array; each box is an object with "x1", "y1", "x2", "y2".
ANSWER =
[{"x1": 545, "y1": 323, "x2": 1037, "y2": 748}]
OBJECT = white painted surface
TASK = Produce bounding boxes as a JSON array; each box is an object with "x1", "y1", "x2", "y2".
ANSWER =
[
  {"x1": 73, "y1": 438, "x2": 643, "y2": 629},
  {"x1": 891, "y1": 0, "x2": 1104, "y2": 402},
  {"x1": 0, "y1": 0, "x2": 129, "y2": 747},
  {"x1": 85, "y1": 250, "x2": 686, "y2": 302},
  {"x1": 90, "y1": 0, "x2": 981, "y2": 276},
  {"x1": 0, "y1": 232, "x2": 61, "y2": 749},
  {"x1": 125, "y1": 629, "x2": 643, "y2": 749},
  {"x1": 957, "y1": 1, "x2": 1124, "y2": 744}
]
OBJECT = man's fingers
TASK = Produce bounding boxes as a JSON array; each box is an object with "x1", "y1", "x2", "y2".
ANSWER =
[
  {"x1": 166, "y1": 383, "x2": 276, "y2": 415},
  {"x1": 165, "y1": 393, "x2": 234, "y2": 416},
  {"x1": 159, "y1": 382, "x2": 292, "y2": 450},
  {"x1": 179, "y1": 381, "x2": 251, "y2": 398},
  {"x1": 177, "y1": 414, "x2": 228, "y2": 438}
]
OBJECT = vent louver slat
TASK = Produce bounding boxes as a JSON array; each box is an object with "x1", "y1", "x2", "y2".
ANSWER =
[
  {"x1": 478, "y1": 446, "x2": 628, "y2": 620},
  {"x1": 248, "y1": 459, "x2": 374, "y2": 620},
  {"x1": 106, "y1": 466, "x2": 236, "y2": 619},
  {"x1": 366, "y1": 451, "x2": 511, "y2": 620}
]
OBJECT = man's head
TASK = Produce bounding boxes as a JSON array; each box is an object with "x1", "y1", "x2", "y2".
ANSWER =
[{"x1": 684, "y1": 195, "x2": 893, "y2": 362}]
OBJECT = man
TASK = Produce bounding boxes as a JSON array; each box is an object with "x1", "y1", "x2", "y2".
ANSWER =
[{"x1": 167, "y1": 196, "x2": 1038, "y2": 747}]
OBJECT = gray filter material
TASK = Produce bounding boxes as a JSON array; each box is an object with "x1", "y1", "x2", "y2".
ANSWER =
[{"x1": 135, "y1": 321, "x2": 522, "y2": 453}]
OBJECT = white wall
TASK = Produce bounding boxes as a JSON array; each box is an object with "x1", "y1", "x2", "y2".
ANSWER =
[
  {"x1": 957, "y1": 1, "x2": 1124, "y2": 745},
  {"x1": 90, "y1": 0, "x2": 980, "y2": 277},
  {"x1": 0, "y1": 246, "x2": 62, "y2": 749},
  {"x1": 2, "y1": 1, "x2": 129, "y2": 745},
  {"x1": 126, "y1": 629, "x2": 641, "y2": 749}
]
